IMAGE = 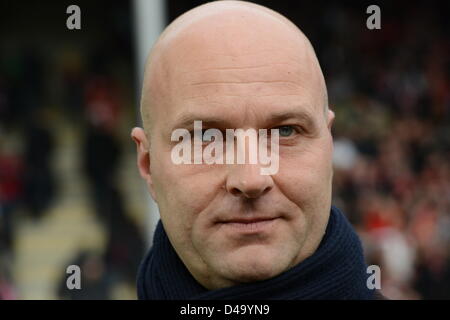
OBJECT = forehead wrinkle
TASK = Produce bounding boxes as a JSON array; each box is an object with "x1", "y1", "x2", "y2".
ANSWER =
[
  {"x1": 178, "y1": 56, "x2": 307, "y2": 89},
  {"x1": 178, "y1": 62, "x2": 295, "y2": 73}
]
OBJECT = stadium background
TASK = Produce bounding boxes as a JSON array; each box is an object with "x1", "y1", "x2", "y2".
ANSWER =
[{"x1": 0, "y1": 0, "x2": 449, "y2": 299}]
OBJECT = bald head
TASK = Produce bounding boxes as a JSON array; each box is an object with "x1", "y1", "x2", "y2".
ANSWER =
[{"x1": 140, "y1": 0, "x2": 328, "y2": 140}]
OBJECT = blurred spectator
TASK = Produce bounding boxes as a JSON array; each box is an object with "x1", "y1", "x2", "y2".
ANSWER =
[
  {"x1": 83, "y1": 123, "x2": 121, "y2": 217},
  {"x1": 0, "y1": 151, "x2": 23, "y2": 252},
  {"x1": 102, "y1": 186, "x2": 145, "y2": 283},
  {"x1": 82, "y1": 73, "x2": 122, "y2": 206},
  {"x1": 82, "y1": 72, "x2": 144, "y2": 284},
  {"x1": 22, "y1": 111, "x2": 56, "y2": 220},
  {"x1": 0, "y1": 254, "x2": 17, "y2": 300},
  {"x1": 59, "y1": 50, "x2": 85, "y2": 122}
]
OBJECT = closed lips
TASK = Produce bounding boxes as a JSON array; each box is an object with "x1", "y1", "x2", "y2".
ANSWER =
[
  {"x1": 223, "y1": 217, "x2": 278, "y2": 224},
  {"x1": 219, "y1": 217, "x2": 280, "y2": 232}
]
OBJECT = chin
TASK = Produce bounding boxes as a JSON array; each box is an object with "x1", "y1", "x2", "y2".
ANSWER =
[
  {"x1": 223, "y1": 250, "x2": 287, "y2": 283},
  {"x1": 231, "y1": 263, "x2": 282, "y2": 284}
]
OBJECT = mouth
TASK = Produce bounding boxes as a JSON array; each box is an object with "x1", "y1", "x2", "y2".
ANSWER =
[{"x1": 218, "y1": 217, "x2": 280, "y2": 234}]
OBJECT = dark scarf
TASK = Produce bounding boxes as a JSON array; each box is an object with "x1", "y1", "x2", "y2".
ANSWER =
[{"x1": 137, "y1": 206, "x2": 375, "y2": 299}]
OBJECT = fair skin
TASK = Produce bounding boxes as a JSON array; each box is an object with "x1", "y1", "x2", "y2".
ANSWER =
[{"x1": 132, "y1": 1, "x2": 335, "y2": 290}]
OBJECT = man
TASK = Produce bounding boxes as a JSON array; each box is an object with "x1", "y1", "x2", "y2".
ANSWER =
[{"x1": 132, "y1": 1, "x2": 375, "y2": 299}]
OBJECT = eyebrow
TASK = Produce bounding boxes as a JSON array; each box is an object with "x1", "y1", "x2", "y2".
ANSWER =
[
  {"x1": 171, "y1": 114, "x2": 231, "y2": 132},
  {"x1": 170, "y1": 107, "x2": 317, "y2": 132},
  {"x1": 267, "y1": 109, "x2": 316, "y2": 129}
]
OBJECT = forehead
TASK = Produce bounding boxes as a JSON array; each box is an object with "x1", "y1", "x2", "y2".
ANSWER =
[{"x1": 150, "y1": 11, "x2": 325, "y2": 134}]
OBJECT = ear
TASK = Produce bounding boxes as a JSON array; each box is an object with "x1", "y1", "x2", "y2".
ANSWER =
[
  {"x1": 131, "y1": 127, "x2": 157, "y2": 201},
  {"x1": 326, "y1": 109, "x2": 335, "y2": 132}
]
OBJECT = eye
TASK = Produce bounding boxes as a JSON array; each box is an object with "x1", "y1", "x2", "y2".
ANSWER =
[{"x1": 276, "y1": 125, "x2": 296, "y2": 137}]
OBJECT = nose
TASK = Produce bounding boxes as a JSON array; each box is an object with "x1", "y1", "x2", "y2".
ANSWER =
[{"x1": 226, "y1": 164, "x2": 274, "y2": 199}]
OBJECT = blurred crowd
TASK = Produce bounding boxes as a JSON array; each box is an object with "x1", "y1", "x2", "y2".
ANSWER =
[
  {"x1": 1, "y1": 1, "x2": 449, "y2": 299},
  {"x1": 0, "y1": 2, "x2": 144, "y2": 299},
  {"x1": 320, "y1": 2, "x2": 450, "y2": 299}
]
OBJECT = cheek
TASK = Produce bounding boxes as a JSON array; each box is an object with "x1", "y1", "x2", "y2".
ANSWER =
[
  {"x1": 151, "y1": 150, "x2": 223, "y2": 232},
  {"x1": 276, "y1": 139, "x2": 333, "y2": 210}
]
